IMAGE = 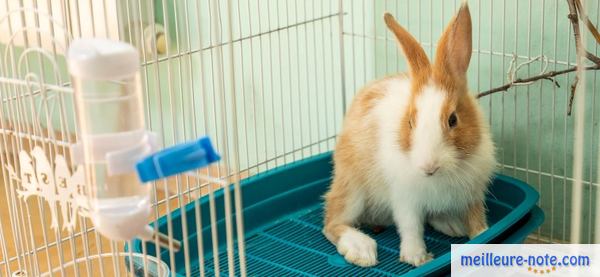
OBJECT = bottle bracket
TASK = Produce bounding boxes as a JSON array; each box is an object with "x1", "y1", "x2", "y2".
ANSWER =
[{"x1": 71, "y1": 129, "x2": 159, "y2": 176}]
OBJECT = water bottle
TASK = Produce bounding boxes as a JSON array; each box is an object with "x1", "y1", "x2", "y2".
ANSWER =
[{"x1": 68, "y1": 38, "x2": 157, "y2": 241}]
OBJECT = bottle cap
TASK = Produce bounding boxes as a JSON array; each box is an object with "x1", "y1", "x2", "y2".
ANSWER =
[{"x1": 68, "y1": 38, "x2": 139, "y2": 80}]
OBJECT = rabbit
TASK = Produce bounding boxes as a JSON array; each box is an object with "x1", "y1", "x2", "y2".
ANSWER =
[{"x1": 322, "y1": 3, "x2": 496, "y2": 268}]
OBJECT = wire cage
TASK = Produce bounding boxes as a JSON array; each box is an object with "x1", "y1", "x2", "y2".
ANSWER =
[{"x1": 0, "y1": 0, "x2": 598, "y2": 276}]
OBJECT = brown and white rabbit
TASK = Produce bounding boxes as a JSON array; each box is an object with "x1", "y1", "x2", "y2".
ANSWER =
[{"x1": 323, "y1": 4, "x2": 496, "y2": 267}]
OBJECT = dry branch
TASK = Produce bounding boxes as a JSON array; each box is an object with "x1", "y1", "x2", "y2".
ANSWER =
[
  {"x1": 477, "y1": 0, "x2": 600, "y2": 116},
  {"x1": 476, "y1": 65, "x2": 600, "y2": 98},
  {"x1": 567, "y1": 0, "x2": 600, "y2": 65},
  {"x1": 567, "y1": 0, "x2": 583, "y2": 51},
  {"x1": 575, "y1": 0, "x2": 600, "y2": 65},
  {"x1": 568, "y1": 76, "x2": 579, "y2": 116},
  {"x1": 576, "y1": 0, "x2": 600, "y2": 46}
]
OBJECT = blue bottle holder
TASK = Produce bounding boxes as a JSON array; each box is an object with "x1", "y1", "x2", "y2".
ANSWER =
[{"x1": 128, "y1": 152, "x2": 543, "y2": 276}]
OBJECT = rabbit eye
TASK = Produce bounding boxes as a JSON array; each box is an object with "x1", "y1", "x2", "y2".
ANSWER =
[
  {"x1": 408, "y1": 119, "x2": 413, "y2": 129},
  {"x1": 448, "y1": 112, "x2": 458, "y2": 128}
]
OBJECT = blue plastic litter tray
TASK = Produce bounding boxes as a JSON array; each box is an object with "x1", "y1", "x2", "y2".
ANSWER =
[{"x1": 129, "y1": 152, "x2": 543, "y2": 276}]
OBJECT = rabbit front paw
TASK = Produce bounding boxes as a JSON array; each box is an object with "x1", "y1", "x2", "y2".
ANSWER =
[
  {"x1": 400, "y1": 244, "x2": 433, "y2": 266},
  {"x1": 337, "y1": 229, "x2": 378, "y2": 267}
]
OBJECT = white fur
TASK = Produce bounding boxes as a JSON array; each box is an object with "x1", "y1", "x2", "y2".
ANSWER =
[
  {"x1": 337, "y1": 228, "x2": 378, "y2": 267},
  {"x1": 411, "y1": 86, "x2": 453, "y2": 173},
  {"x1": 366, "y1": 77, "x2": 496, "y2": 265},
  {"x1": 374, "y1": 78, "x2": 495, "y2": 213}
]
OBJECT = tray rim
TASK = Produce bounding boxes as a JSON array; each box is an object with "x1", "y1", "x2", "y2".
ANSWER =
[
  {"x1": 129, "y1": 152, "x2": 541, "y2": 276},
  {"x1": 409, "y1": 173, "x2": 540, "y2": 276}
]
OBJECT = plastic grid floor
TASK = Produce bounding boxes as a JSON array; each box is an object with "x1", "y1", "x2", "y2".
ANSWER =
[{"x1": 192, "y1": 205, "x2": 468, "y2": 276}]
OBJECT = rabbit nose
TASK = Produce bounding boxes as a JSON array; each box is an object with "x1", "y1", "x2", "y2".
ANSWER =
[{"x1": 420, "y1": 164, "x2": 440, "y2": 176}]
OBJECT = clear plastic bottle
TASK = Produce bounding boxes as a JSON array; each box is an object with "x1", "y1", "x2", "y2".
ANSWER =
[{"x1": 68, "y1": 38, "x2": 155, "y2": 241}]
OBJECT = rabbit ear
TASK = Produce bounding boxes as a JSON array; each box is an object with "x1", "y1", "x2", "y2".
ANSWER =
[
  {"x1": 433, "y1": 4, "x2": 472, "y2": 88},
  {"x1": 384, "y1": 13, "x2": 431, "y2": 84}
]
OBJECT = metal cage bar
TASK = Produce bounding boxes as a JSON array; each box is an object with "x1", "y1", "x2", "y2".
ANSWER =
[{"x1": 0, "y1": 1, "x2": 598, "y2": 276}]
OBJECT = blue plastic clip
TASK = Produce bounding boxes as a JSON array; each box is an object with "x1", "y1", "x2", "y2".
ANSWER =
[{"x1": 135, "y1": 136, "x2": 221, "y2": 183}]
